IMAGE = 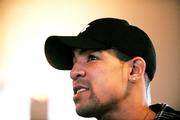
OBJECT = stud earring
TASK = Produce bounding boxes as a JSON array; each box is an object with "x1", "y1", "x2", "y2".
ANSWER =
[
  {"x1": 130, "y1": 75, "x2": 137, "y2": 81},
  {"x1": 132, "y1": 77, "x2": 136, "y2": 81}
]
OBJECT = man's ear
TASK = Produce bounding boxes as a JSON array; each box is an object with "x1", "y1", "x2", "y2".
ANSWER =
[{"x1": 129, "y1": 57, "x2": 146, "y2": 82}]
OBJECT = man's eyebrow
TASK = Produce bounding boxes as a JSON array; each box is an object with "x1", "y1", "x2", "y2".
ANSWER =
[
  {"x1": 72, "y1": 49, "x2": 94, "y2": 64},
  {"x1": 74, "y1": 49, "x2": 102, "y2": 55},
  {"x1": 79, "y1": 49, "x2": 89, "y2": 54}
]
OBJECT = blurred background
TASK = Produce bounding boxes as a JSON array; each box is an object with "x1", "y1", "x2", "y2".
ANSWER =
[{"x1": 0, "y1": 0, "x2": 179, "y2": 120}]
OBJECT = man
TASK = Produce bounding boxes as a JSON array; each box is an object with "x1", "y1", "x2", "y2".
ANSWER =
[{"x1": 45, "y1": 18, "x2": 180, "y2": 120}]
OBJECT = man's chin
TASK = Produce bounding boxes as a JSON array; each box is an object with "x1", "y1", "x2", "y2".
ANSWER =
[
  {"x1": 76, "y1": 111, "x2": 95, "y2": 118},
  {"x1": 76, "y1": 105, "x2": 97, "y2": 118}
]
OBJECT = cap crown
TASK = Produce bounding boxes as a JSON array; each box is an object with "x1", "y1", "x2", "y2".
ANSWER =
[{"x1": 77, "y1": 18, "x2": 156, "y2": 80}]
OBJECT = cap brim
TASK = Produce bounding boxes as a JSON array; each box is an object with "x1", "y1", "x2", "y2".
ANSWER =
[{"x1": 44, "y1": 36, "x2": 106, "y2": 70}]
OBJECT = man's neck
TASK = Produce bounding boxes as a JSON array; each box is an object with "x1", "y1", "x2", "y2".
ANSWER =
[
  {"x1": 97, "y1": 104, "x2": 155, "y2": 120},
  {"x1": 97, "y1": 82, "x2": 155, "y2": 120}
]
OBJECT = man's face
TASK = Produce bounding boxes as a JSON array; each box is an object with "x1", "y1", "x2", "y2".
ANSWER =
[{"x1": 70, "y1": 49, "x2": 130, "y2": 117}]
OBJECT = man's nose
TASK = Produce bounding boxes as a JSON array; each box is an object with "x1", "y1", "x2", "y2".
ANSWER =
[{"x1": 70, "y1": 63, "x2": 86, "y2": 80}]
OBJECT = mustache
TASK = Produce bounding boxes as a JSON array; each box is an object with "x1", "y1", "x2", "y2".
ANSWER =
[
  {"x1": 72, "y1": 78, "x2": 88, "y2": 85},
  {"x1": 72, "y1": 78, "x2": 91, "y2": 89},
  {"x1": 72, "y1": 77, "x2": 87, "y2": 83}
]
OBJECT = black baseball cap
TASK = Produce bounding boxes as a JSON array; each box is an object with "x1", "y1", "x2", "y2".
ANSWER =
[{"x1": 44, "y1": 18, "x2": 156, "y2": 80}]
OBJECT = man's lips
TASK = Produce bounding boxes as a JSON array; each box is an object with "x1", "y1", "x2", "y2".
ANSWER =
[{"x1": 73, "y1": 85, "x2": 89, "y2": 95}]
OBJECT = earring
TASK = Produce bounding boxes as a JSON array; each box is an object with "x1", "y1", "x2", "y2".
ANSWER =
[
  {"x1": 132, "y1": 77, "x2": 136, "y2": 81},
  {"x1": 130, "y1": 75, "x2": 137, "y2": 81}
]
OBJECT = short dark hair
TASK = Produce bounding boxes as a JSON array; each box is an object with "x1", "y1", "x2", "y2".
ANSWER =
[
  {"x1": 113, "y1": 48, "x2": 151, "y2": 89},
  {"x1": 113, "y1": 48, "x2": 131, "y2": 61}
]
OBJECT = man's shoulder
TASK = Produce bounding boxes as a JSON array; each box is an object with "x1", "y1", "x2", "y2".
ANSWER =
[{"x1": 149, "y1": 103, "x2": 180, "y2": 120}]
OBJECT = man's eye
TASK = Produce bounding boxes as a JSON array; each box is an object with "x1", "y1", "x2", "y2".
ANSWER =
[{"x1": 87, "y1": 55, "x2": 97, "y2": 62}]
